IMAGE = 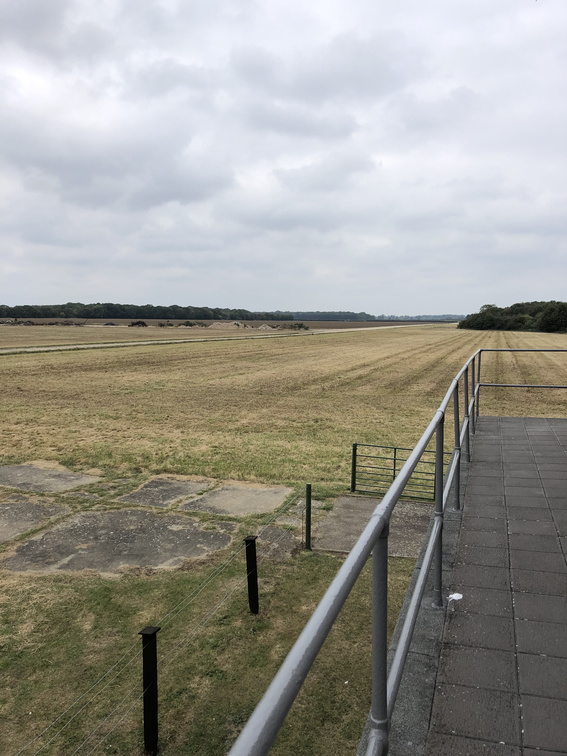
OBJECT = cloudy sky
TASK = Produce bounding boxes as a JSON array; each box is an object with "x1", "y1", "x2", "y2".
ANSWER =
[{"x1": 1, "y1": 0, "x2": 566, "y2": 315}]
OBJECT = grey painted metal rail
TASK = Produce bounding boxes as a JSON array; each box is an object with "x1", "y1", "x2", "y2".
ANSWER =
[{"x1": 226, "y1": 347, "x2": 567, "y2": 756}]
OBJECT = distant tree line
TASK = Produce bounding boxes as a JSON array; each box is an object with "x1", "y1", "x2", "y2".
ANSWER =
[
  {"x1": 0, "y1": 302, "x2": 288, "y2": 321},
  {"x1": 276, "y1": 311, "x2": 463, "y2": 321},
  {"x1": 276, "y1": 310, "x2": 380, "y2": 321},
  {"x1": 458, "y1": 301, "x2": 567, "y2": 333}
]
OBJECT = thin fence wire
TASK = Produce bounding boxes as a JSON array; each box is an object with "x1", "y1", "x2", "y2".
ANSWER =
[
  {"x1": 16, "y1": 496, "x2": 302, "y2": 756},
  {"x1": 24, "y1": 647, "x2": 143, "y2": 756}
]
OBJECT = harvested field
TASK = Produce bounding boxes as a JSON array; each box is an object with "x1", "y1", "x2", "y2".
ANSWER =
[
  {"x1": 0, "y1": 322, "x2": 285, "y2": 350},
  {"x1": 1, "y1": 324, "x2": 566, "y2": 755},
  {"x1": 0, "y1": 319, "x2": 433, "y2": 350},
  {"x1": 1, "y1": 325, "x2": 566, "y2": 487}
]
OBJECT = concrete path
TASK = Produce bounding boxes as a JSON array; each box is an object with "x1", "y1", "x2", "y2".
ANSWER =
[
  {"x1": 0, "y1": 466, "x2": 296, "y2": 573},
  {"x1": 313, "y1": 495, "x2": 431, "y2": 558},
  {"x1": 427, "y1": 417, "x2": 567, "y2": 755}
]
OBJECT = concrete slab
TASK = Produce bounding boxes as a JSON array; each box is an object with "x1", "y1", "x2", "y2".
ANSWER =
[
  {"x1": 118, "y1": 476, "x2": 215, "y2": 507},
  {"x1": 257, "y1": 525, "x2": 300, "y2": 560},
  {"x1": 181, "y1": 482, "x2": 293, "y2": 516},
  {"x1": 515, "y1": 617, "x2": 567, "y2": 657},
  {"x1": 522, "y1": 696, "x2": 567, "y2": 751},
  {"x1": 313, "y1": 495, "x2": 431, "y2": 558},
  {"x1": 430, "y1": 684, "x2": 521, "y2": 745},
  {"x1": 518, "y1": 653, "x2": 567, "y2": 698},
  {"x1": 0, "y1": 492, "x2": 69, "y2": 542},
  {"x1": 426, "y1": 733, "x2": 520, "y2": 755},
  {"x1": 445, "y1": 611, "x2": 515, "y2": 651},
  {"x1": 437, "y1": 646, "x2": 517, "y2": 692},
  {"x1": 0, "y1": 462, "x2": 101, "y2": 493},
  {"x1": 1, "y1": 509, "x2": 235, "y2": 573}
]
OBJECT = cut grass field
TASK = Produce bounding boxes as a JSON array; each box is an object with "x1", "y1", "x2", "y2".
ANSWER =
[
  {"x1": 1, "y1": 325, "x2": 566, "y2": 487},
  {"x1": 0, "y1": 322, "x2": 294, "y2": 350},
  {"x1": 1, "y1": 324, "x2": 566, "y2": 755}
]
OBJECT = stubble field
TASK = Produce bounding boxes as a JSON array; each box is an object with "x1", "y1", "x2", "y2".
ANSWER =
[
  {"x1": 1, "y1": 324, "x2": 566, "y2": 755},
  {"x1": 1, "y1": 324, "x2": 566, "y2": 487}
]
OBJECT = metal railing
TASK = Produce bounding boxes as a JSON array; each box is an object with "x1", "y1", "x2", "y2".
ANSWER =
[{"x1": 227, "y1": 348, "x2": 567, "y2": 756}]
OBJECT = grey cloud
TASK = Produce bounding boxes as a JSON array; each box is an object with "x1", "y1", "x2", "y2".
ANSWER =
[
  {"x1": 288, "y1": 32, "x2": 421, "y2": 103},
  {"x1": 124, "y1": 158, "x2": 234, "y2": 210},
  {"x1": 0, "y1": 0, "x2": 113, "y2": 66},
  {"x1": 242, "y1": 99, "x2": 357, "y2": 138},
  {"x1": 127, "y1": 58, "x2": 220, "y2": 98},
  {"x1": 0, "y1": 0, "x2": 71, "y2": 46},
  {"x1": 232, "y1": 31, "x2": 422, "y2": 104},
  {"x1": 273, "y1": 153, "x2": 376, "y2": 192},
  {"x1": 1, "y1": 1, "x2": 566, "y2": 315}
]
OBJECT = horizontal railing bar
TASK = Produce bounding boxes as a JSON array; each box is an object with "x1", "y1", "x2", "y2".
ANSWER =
[
  {"x1": 356, "y1": 481, "x2": 435, "y2": 491},
  {"x1": 387, "y1": 517, "x2": 442, "y2": 716},
  {"x1": 356, "y1": 446, "x2": 450, "y2": 459},
  {"x1": 355, "y1": 444, "x2": 412, "y2": 451},
  {"x1": 479, "y1": 382, "x2": 567, "y2": 389},
  {"x1": 358, "y1": 456, "x2": 446, "y2": 466},
  {"x1": 478, "y1": 348, "x2": 567, "y2": 353},
  {"x1": 354, "y1": 481, "x2": 434, "y2": 492},
  {"x1": 357, "y1": 468, "x2": 437, "y2": 478}
]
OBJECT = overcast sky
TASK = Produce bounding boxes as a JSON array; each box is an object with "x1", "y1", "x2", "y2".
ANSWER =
[{"x1": 1, "y1": 0, "x2": 565, "y2": 315}]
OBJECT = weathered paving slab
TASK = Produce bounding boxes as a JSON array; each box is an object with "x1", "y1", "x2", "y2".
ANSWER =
[
  {"x1": 118, "y1": 476, "x2": 215, "y2": 507},
  {"x1": 1, "y1": 509, "x2": 235, "y2": 573},
  {"x1": 181, "y1": 482, "x2": 293, "y2": 516},
  {"x1": 313, "y1": 495, "x2": 431, "y2": 557},
  {"x1": 257, "y1": 525, "x2": 300, "y2": 560},
  {"x1": 414, "y1": 417, "x2": 567, "y2": 756},
  {"x1": 0, "y1": 492, "x2": 69, "y2": 542},
  {"x1": 0, "y1": 462, "x2": 101, "y2": 493}
]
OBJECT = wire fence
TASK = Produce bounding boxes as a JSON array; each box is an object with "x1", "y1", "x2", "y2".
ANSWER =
[{"x1": 12, "y1": 494, "x2": 306, "y2": 756}]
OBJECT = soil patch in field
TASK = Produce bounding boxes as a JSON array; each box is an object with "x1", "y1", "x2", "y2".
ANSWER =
[
  {"x1": 0, "y1": 462, "x2": 101, "y2": 493},
  {"x1": 118, "y1": 476, "x2": 215, "y2": 507},
  {"x1": 313, "y1": 495, "x2": 432, "y2": 558},
  {"x1": 181, "y1": 481, "x2": 293, "y2": 516},
  {"x1": 1, "y1": 509, "x2": 235, "y2": 573},
  {"x1": 0, "y1": 492, "x2": 69, "y2": 542}
]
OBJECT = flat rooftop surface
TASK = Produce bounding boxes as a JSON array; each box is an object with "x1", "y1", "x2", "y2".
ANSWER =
[{"x1": 427, "y1": 417, "x2": 567, "y2": 755}]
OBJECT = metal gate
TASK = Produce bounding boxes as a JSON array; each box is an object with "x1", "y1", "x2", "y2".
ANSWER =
[{"x1": 350, "y1": 443, "x2": 450, "y2": 500}]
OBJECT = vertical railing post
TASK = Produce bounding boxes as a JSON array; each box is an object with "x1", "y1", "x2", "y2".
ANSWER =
[
  {"x1": 463, "y1": 366, "x2": 471, "y2": 462},
  {"x1": 139, "y1": 626, "x2": 160, "y2": 756},
  {"x1": 393, "y1": 447, "x2": 397, "y2": 483},
  {"x1": 368, "y1": 522, "x2": 389, "y2": 754},
  {"x1": 453, "y1": 385, "x2": 461, "y2": 511},
  {"x1": 351, "y1": 443, "x2": 357, "y2": 492},
  {"x1": 244, "y1": 536, "x2": 259, "y2": 614},
  {"x1": 305, "y1": 484, "x2": 312, "y2": 551},
  {"x1": 470, "y1": 356, "x2": 477, "y2": 434},
  {"x1": 476, "y1": 350, "x2": 482, "y2": 420},
  {"x1": 433, "y1": 417, "x2": 444, "y2": 608}
]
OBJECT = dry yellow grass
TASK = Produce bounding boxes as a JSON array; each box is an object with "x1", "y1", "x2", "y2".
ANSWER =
[
  {"x1": 1, "y1": 325, "x2": 566, "y2": 755},
  {"x1": 1, "y1": 324, "x2": 566, "y2": 488},
  {"x1": 0, "y1": 323, "x2": 290, "y2": 349}
]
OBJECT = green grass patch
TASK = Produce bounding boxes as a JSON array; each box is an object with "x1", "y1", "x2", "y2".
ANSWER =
[{"x1": 0, "y1": 552, "x2": 413, "y2": 755}]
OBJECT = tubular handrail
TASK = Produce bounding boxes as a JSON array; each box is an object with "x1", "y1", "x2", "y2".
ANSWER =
[
  {"x1": 227, "y1": 410, "x2": 442, "y2": 756},
  {"x1": 227, "y1": 347, "x2": 567, "y2": 756}
]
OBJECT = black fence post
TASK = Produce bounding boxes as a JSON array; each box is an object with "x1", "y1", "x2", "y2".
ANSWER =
[
  {"x1": 305, "y1": 484, "x2": 312, "y2": 551},
  {"x1": 244, "y1": 536, "x2": 259, "y2": 614},
  {"x1": 351, "y1": 443, "x2": 357, "y2": 492},
  {"x1": 139, "y1": 626, "x2": 160, "y2": 756}
]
